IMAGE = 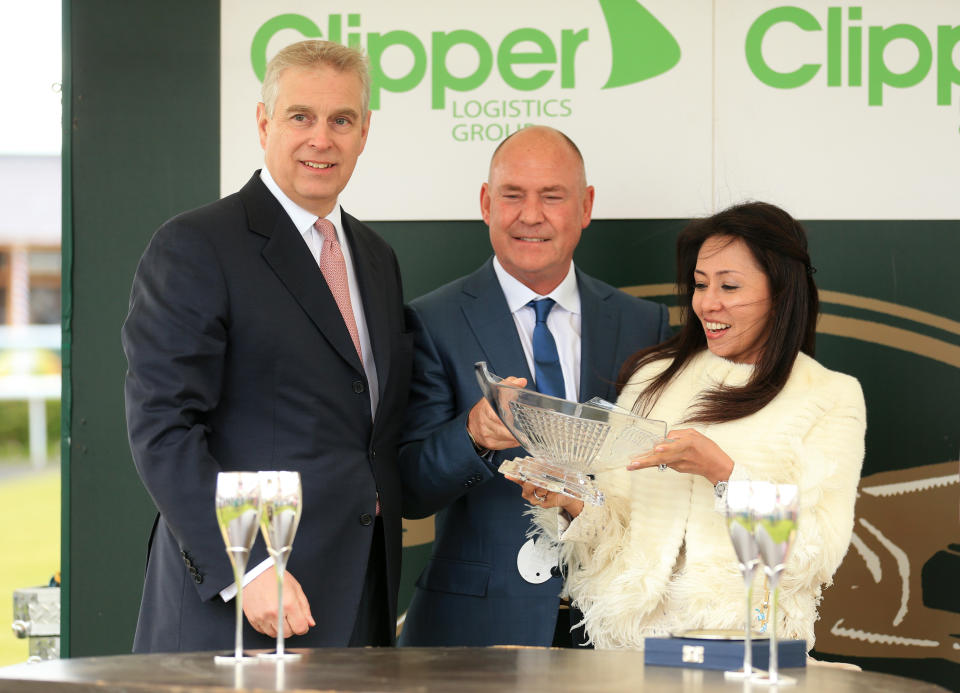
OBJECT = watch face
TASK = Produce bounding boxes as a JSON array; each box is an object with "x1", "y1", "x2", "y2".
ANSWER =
[{"x1": 715, "y1": 481, "x2": 728, "y2": 497}]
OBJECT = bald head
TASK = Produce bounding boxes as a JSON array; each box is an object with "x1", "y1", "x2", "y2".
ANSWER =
[{"x1": 489, "y1": 126, "x2": 588, "y2": 192}]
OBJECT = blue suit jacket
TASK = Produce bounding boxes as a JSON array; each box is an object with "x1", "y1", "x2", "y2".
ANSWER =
[{"x1": 397, "y1": 259, "x2": 671, "y2": 646}]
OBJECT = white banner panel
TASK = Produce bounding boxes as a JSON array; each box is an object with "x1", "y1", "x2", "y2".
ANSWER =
[{"x1": 221, "y1": 1, "x2": 960, "y2": 220}]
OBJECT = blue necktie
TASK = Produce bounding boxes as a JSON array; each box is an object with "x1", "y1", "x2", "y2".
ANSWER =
[{"x1": 528, "y1": 298, "x2": 566, "y2": 398}]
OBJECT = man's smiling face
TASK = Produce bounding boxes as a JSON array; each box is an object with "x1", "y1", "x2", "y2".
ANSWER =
[
  {"x1": 481, "y1": 127, "x2": 594, "y2": 296},
  {"x1": 257, "y1": 64, "x2": 370, "y2": 217}
]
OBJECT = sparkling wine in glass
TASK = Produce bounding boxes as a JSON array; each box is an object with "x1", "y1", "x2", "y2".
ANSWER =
[
  {"x1": 214, "y1": 471, "x2": 262, "y2": 664},
  {"x1": 258, "y1": 471, "x2": 303, "y2": 661},
  {"x1": 752, "y1": 482, "x2": 799, "y2": 686},
  {"x1": 723, "y1": 480, "x2": 763, "y2": 681}
]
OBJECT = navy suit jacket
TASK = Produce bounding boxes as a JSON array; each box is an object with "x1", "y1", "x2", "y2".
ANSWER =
[
  {"x1": 397, "y1": 259, "x2": 671, "y2": 646},
  {"x1": 122, "y1": 172, "x2": 412, "y2": 652}
]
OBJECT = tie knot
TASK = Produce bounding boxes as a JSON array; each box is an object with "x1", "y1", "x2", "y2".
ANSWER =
[
  {"x1": 528, "y1": 298, "x2": 556, "y2": 324},
  {"x1": 314, "y1": 218, "x2": 337, "y2": 243}
]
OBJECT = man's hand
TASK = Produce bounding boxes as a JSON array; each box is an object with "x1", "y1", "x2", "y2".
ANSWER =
[
  {"x1": 466, "y1": 376, "x2": 527, "y2": 450},
  {"x1": 242, "y1": 569, "x2": 315, "y2": 637}
]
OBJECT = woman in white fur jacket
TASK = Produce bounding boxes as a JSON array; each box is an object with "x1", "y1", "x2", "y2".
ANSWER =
[{"x1": 514, "y1": 202, "x2": 866, "y2": 650}]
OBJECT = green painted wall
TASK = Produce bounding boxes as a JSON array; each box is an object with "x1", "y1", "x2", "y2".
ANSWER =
[{"x1": 64, "y1": 0, "x2": 220, "y2": 658}]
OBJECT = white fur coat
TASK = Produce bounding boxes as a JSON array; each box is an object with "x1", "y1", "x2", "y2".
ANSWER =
[{"x1": 533, "y1": 349, "x2": 866, "y2": 650}]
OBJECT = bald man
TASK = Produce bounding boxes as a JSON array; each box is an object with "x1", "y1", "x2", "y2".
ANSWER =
[{"x1": 397, "y1": 126, "x2": 671, "y2": 647}]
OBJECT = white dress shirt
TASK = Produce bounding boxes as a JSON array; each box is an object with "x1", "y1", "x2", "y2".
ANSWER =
[
  {"x1": 492, "y1": 257, "x2": 581, "y2": 401},
  {"x1": 259, "y1": 167, "x2": 380, "y2": 416}
]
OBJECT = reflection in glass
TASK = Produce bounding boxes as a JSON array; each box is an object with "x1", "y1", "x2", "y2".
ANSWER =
[
  {"x1": 752, "y1": 482, "x2": 799, "y2": 686},
  {"x1": 258, "y1": 471, "x2": 303, "y2": 661},
  {"x1": 214, "y1": 471, "x2": 262, "y2": 664},
  {"x1": 723, "y1": 480, "x2": 763, "y2": 681}
]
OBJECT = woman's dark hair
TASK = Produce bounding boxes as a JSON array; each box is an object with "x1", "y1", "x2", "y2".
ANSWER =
[{"x1": 618, "y1": 201, "x2": 818, "y2": 425}]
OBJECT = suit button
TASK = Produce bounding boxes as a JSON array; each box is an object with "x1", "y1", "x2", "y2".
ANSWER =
[
  {"x1": 353, "y1": 380, "x2": 366, "y2": 394},
  {"x1": 550, "y1": 566, "x2": 562, "y2": 578},
  {"x1": 359, "y1": 513, "x2": 373, "y2": 526}
]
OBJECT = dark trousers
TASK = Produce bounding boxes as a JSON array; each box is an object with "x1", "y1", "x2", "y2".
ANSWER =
[
  {"x1": 553, "y1": 603, "x2": 593, "y2": 648},
  {"x1": 348, "y1": 517, "x2": 392, "y2": 646}
]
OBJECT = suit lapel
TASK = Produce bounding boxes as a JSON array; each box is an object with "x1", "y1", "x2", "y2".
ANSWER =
[
  {"x1": 242, "y1": 174, "x2": 363, "y2": 371},
  {"x1": 461, "y1": 260, "x2": 534, "y2": 384},
  {"x1": 577, "y1": 270, "x2": 620, "y2": 403},
  {"x1": 342, "y1": 210, "x2": 392, "y2": 400}
]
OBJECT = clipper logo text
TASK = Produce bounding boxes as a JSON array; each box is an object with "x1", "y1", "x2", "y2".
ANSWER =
[{"x1": 249, "y1": 0, "x2": 681, "y2": 142}]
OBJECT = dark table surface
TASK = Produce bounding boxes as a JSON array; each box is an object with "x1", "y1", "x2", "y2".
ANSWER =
[{"x1": 0, "y1": 647, "x2": 949, "y2": 692}]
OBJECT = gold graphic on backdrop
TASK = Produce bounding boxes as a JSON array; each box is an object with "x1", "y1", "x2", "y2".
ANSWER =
[
  {"x1": 402, "y1": 516, "x2": 434, "y2": 548},
  {"x1": 817, "y1": 461, "x2": 960, "y2": 663},
  {"x1": 620, "y1": 286, "x2": 960, "y2": 368}
]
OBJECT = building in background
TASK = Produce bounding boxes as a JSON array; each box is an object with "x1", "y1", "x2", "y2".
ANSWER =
[{"x1": 0, "y1": 154, "x2": 61, "y2": 467}]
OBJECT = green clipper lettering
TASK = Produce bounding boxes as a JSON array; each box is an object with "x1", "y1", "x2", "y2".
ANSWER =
[
  {"x1": 250, "y1": 14, "x2": 322, "y2": 82},
  {"x1": 868, "y1": 24, "x2": 932, "y2": 106},
  {"x1": 367, "y1": 31, "x2": 427, "y2": 110},
  {"x1": 937, "y1": 25, "x2": 960, "y2": 106},
  {"x1": 498, "y1": 29, "x2": 556, "y2": 91},
  {"x1": 746, "y1": 6, "x2": 822, "y2": 89},
  {"x1": 432, "y1": 30, "x2": 493, "y2": 109}
]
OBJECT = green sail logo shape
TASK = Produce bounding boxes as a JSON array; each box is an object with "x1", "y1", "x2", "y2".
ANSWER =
[{"x1": 599, "y1": 0, "x2": 682, "y2": 88}]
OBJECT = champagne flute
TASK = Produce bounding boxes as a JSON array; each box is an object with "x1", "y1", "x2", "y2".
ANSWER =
[
  {"x1": 257, "y1": 471, "x2": 303, "y2": 661},
  {"x1": 214, "y1": 471, "x2": 262, "y2": 664},
  {"x1": 752, "y1": 482, "x2": 799, "y2": 686},
  {"x1": 723, "y1": 480, "x2": 763, "y2": 681}
]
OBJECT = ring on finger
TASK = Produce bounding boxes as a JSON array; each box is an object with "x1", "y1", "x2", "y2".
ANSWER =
[
  {"x1": 533, "y1": 489, "x2": 547, "y2": 502},
  {"x1": 658, "y1": 463, "x2": 667, "y2": 472}
]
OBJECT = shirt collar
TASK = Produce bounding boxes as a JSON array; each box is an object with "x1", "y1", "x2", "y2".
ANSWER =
[
  {"x1": 492, "y1": 257, "x2": 580, "y2": 316},
  {"x1": 260, "y1": 167, "x2": 344, "y2": 241}
]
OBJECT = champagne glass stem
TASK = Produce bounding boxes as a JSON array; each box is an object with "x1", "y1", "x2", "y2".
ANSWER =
[
  {"x1": 228, "y1": 550, "x2": 248, "y2": 660},
  {"x1": 767, "y1": 572, "x2": 780, "y2": 683},
  {"x1": 743, "y1": 570, "x2": 754, "y2": 675},
  {"x1": 274, "y1": 555, "x2": 287, "y2": 657}
]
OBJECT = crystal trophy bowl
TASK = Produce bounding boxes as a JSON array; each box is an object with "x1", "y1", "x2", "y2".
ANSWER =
[{"x1": 475, "y1": 361, "x2": 667, "y2": 505}]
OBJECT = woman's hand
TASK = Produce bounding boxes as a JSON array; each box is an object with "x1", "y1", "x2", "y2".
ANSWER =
[
  {"x1": 506, "y1": 476, "x2": 584, "y2": 518},
  {"x1": 627, "y1": 428, "x2": 734, "y2": 485}
]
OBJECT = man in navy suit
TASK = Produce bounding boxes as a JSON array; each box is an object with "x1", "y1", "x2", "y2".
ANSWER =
[
  {"x1": 397, "y1": 126, "x2": 671, "y2": 647},
  {"x1": 123, "y1": 40, "x2": 411, "y2": 652}
]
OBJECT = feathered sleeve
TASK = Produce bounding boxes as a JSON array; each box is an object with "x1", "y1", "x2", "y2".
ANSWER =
[{"x1": 527, "y1": 465, "x2": 635, "y2": 589}]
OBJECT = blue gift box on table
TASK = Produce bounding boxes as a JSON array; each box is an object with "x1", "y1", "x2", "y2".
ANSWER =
[{"x1": 644, "y1": 635, "x2": 807, "y2": 671}]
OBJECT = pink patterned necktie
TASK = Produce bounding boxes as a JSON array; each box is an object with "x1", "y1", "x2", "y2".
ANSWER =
[
  {"x1": 315, "y1": 218, "x2": 363, "y2": 360},
  {"x1": 315, "y1": 218, "x2": 378, "y2": 516}
]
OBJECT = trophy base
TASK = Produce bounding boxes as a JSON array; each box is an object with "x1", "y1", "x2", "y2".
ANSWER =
[{"x1": 499, "y1": 457, "x2": 605, "y2": 506}]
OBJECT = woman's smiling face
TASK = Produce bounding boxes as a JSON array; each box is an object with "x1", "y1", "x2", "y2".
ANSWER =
[{"x1": 692, "y1": 235, "x2": 773, "y2": 364}]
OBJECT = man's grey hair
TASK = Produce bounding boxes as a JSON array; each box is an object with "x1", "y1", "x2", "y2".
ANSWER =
[{"x1": 261, "y1": 40, "x2": 370, "y2": 118}]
